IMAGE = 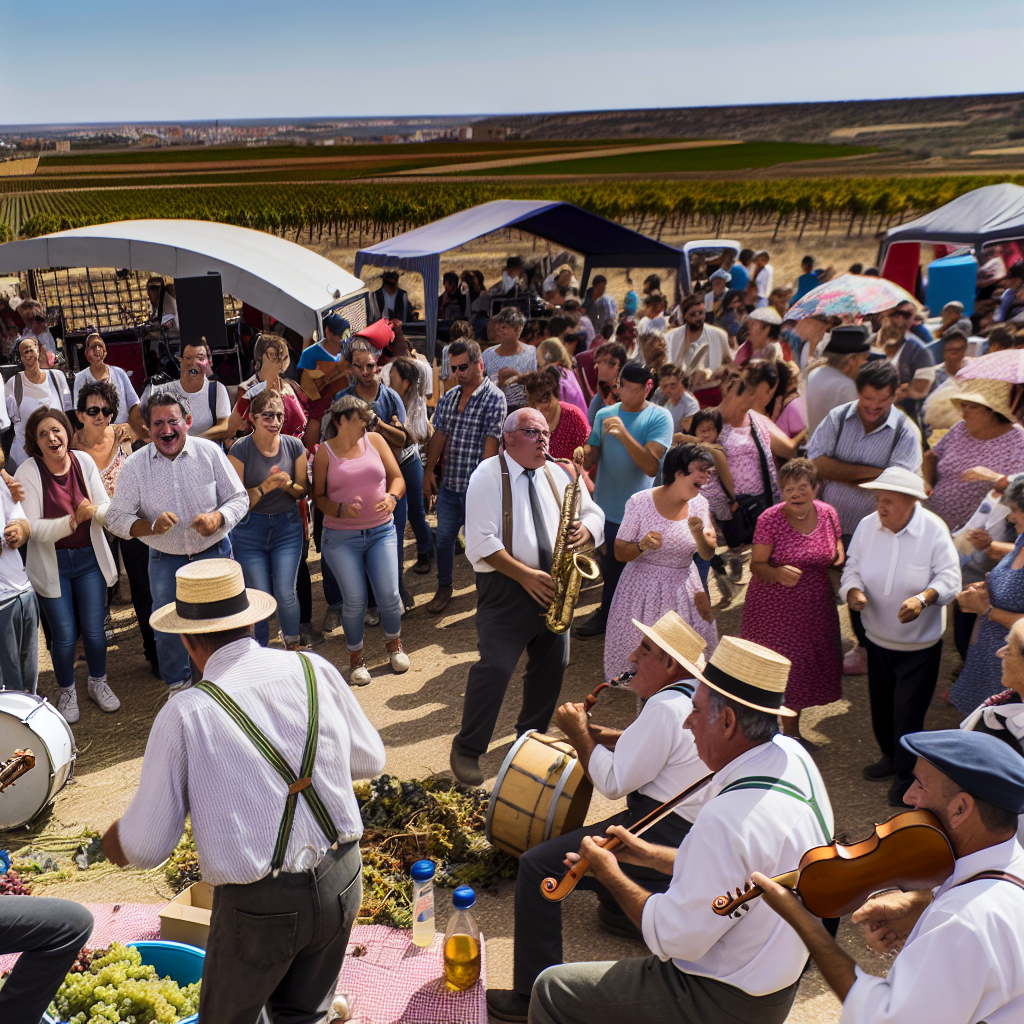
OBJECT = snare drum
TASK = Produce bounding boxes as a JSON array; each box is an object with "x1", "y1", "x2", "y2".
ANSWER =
[
  {"x1": 485, "y1": 731, "x2": 593, "y2": 858},
  {"x1": 0, "y1": 691, "x2": 76, "y2": 828}
]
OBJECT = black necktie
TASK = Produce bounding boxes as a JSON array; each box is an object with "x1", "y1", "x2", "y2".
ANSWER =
[{"x1": 525, "y1": 469, "x2": 553, "y2": 572}]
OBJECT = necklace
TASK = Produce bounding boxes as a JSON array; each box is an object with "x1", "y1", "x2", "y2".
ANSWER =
[{"x1": 788, "y1": 507, "x2": 811, "y2": 521}]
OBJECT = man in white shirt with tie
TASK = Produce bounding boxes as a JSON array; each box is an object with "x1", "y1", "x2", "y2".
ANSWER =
[
  {"x1": 529, "y1": 636, "x2": 833, "y2": 1024},
  {"x1": 450, "y1": 408, "x2": 604, "y2": 786}
]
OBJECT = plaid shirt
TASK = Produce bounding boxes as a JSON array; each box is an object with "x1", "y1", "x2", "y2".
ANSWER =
[{"x1": 432, "y1": 377, "x2": 507, "y2": 493}]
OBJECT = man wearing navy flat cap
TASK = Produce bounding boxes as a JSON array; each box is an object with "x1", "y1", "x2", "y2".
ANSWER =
[{"x1": 754, "y1": 728, "x2": 1024, "y2": 1024}]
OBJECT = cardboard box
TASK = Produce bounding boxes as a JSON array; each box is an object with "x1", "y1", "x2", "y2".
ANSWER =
[{"x1": 159, "y1": 882, "x2": 214, "y2": 949}]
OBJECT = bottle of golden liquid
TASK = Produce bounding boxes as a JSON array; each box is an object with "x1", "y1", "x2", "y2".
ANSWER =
[{"x1": 443, "y1": 885, "x2": 482, "y2": 991}]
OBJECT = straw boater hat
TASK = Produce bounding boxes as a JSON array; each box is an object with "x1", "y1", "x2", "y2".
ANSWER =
[
  {"x1": 692, "y1": 636, "x2": 796, "y2": 717},
  {"x1": 950, "y1": 378, "x2": 1016, "y2": 423},
  {"x1": 858, "y1": 466, "x2": 929, "y2": 502},
  {"x1": 150, "y1": 559, "x2": 276, "y2": 634},
  {"x1": 632, "y1": 611, "x2": 707, "y2": 674}
]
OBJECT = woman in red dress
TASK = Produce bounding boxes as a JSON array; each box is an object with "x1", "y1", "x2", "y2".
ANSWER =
[
  {"x1": 740, "y1": 458, "x2": 844, "y2": 743},
  {"x1": 521, "y1": 368, "x2": 590, "y2": 461}
]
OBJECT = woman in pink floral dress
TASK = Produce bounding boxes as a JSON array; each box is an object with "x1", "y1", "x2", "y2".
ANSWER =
[
  {"x1": 741, "y1": 458, "x2": 843, "y2": 742},
  {"x1": 604, "y1": 444, "x2": 719, "y2": 682}
]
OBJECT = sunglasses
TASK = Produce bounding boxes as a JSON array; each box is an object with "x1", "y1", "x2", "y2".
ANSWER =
[
  {"x1": 450, "y1": 361, "x2": 472, "y2": 372},
  {"x1": 257, "y1": 411, "x2": 284, "y2": 422},
  {"x1": 890, "y1": 309, "x2": 913, "y2": 318},
  {"x1": 28, "y1": 315, "x2": 46, "y2": 323},
  {"x1": 85, "y1": 406, "x2": 112, "y2": 417}
]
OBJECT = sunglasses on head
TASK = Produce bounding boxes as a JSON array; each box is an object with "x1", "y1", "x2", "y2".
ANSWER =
[{"x1": 85, "y1": 406, "x2": 112, "y2": 417}]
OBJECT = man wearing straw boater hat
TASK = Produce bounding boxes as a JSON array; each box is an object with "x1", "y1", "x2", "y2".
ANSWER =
[
  {"x1": 101, "y1": 559, "x2": 385, "y2": 1024},
  {"x1": 487, "y1": 611, "x2": 712, "y2": 1022},
  {"x1": 526, "y1": 636, "x2": 834, "y2": 1024}
]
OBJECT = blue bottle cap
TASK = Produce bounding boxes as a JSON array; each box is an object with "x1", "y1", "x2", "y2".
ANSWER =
[
  {"x1": 411, "y1": 859, "x2": 435, "y2": 881},
  {"x1": 452, "y1": 885, "x2": 476, "y2": 909}
]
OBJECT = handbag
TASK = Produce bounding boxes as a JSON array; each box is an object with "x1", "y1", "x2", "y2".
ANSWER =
[{"x1": 718, "y1": 415, "x2": 775, "y2": 547}]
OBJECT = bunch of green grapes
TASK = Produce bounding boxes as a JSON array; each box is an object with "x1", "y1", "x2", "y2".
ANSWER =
[{"x1": 49, "y1": 943, "x2": 201, "y2": 1024}]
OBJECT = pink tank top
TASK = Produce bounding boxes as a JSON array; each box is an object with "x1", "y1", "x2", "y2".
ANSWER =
[{"x1": 322, "y1": 435, "x2": 390, "y2": 531}]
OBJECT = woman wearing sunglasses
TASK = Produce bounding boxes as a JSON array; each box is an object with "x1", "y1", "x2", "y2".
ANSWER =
[
  {"x1": 72, "y1": 380, "x2": 158, "y2": 678},
  {"x1": 228, "y1": 389, "x2": 308, "y2": 650},
  {"x1": 72, "y1": 333, "x2": 143, "y2": 434}
]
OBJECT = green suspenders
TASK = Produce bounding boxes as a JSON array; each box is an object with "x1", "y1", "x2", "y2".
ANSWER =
[
  {"x1": 195, "y1": 653, "x2": 340, "y2": 876},
  {"x1": 717, "y1": 757, "x2": 832, "y2": 845}
]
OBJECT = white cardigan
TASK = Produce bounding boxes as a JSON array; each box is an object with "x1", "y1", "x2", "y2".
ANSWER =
[{"x1": 15, "y1": 451, "x2": 118, "y2": 599}]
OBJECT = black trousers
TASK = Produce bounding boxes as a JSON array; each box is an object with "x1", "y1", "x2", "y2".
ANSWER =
[
  {"x1": 840, "y1": 534, "x2": 867, "y2": 648},
  {"x1": 200, "y1": 840, "x2": 361, "y2": 1024},
  {"x1": 113, "y1": 532, "x2": 157, "y2": 663},
  {"x1": 953, "y1": 604, "x2": 977, "y2": 662},
  {"x1": 595, "y1": 520, "x2": 622, "y2": 623},
  {"x1": 866, "y1": 638, "x2": 944, "y2": 792},
  {"x1": 453, "y1": 571, "x2": 569, "y2": 760},
  {"x1": 0, "y1": 895, "x2": 93, "y2": 1024},
  {"x1": 513, "y1": 792, "x2": 692, "y2": 997}
]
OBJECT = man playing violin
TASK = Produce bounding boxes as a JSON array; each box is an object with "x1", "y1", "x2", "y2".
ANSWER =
[
  {"x1": 486, "y1": 611, "x2": 710, "y2": 1022},
  {"x1": 527, "y1": 636, "x2": 833, "y2": 1024},
  {"x1": 755, "y1": 729, "x2": 1024, "y2": 1024}
]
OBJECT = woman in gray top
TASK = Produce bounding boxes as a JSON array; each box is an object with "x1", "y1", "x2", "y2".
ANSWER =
[{"x1": 228, "y1": 389, "x2": 308, "y2": 649}]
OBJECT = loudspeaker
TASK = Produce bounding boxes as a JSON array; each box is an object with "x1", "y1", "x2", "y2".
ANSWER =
[{"x1": 174, "y1": 273, "x2": 227, "y2": 351}]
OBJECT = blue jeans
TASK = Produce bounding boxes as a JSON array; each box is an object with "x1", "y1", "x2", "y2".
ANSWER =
[
  {"x1": 37, "y1": 547, "x2": 108, "y2": 688},
  {"x1": 321, "y1": 523, "x2": 401, "y2": 651},
  {"x1": 231, "y1": 506, "x2": 304, "y2": 645},
  {"x1": 148, "y1": 538, "x2": 233, "y2": 686},
  {"x1": 435, "y1": 484, "x2": 467, "y2": 589},
  {"x1": 396, "y1": 454, "x2": 432, "y2": 559}
]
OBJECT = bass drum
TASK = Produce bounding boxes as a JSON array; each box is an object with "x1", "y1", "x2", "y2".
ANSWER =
[
  {"x1": 485, "y1": 731, "x2": 593, "y2": 858},
  {"x1": 0, "y1": 691, "x2": 77, "y2": 828}
]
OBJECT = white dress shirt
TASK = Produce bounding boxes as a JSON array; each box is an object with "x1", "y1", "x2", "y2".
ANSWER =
[
  {"x1": 641, "y1": 736, "x2": 834, "y2": 997},
  {"x1": 105, "y1": 435, "x2": 249, "y2": 555},
  {"x1": 840, "y1": 503, "x2": 961, "y2": 651},
  {"x1": 465, "y1": 454, "x2": 605, "y2": 572},
  {"x1": 841, "y1": 837, "x2": 1024, "y2": 1024},
  {"x1": 665, "y1": 324, "x2": 731, "y2": 372},
  {"x1": 755, "y1": 264, "x2": 774, "y2": 305},
  {"x1": 588, "y1": 686, "x2": 710, "y2": 822},
  {"x1": 118, "y1": 640, "x2": 386, "y2": 886}
]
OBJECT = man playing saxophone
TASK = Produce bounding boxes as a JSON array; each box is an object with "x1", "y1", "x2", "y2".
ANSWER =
[{"x1": 450, "y1": 408, "x2": 604, "y2": 785}]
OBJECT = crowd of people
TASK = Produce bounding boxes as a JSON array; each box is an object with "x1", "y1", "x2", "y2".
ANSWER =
[{"x1": 4, "y1": 246, "x2": 1024, "y2": 1024}]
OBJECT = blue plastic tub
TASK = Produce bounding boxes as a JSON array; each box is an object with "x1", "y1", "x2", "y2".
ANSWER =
[
  {"x1": 926, "y1": 253, "x2": 977, "y2": 317},
  {"x1": 46, "y1": 939, "x2": 205, "y2": 1024}
]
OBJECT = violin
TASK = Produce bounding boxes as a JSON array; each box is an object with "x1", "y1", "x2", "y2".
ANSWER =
[
  {"x1": 582, "y1": 672, "x2": 635, "y2": 713},
  {"x1": 711, "y1": 809, "x2": 955, "y2": 920},
  {"x1": 541, "y1": 772, "x2": 714, "y2": 902}
]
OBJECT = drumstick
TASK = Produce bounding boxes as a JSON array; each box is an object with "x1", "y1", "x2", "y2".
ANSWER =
[{"x1": 540, "y1": 772, "x2": 715, "y2": 902}]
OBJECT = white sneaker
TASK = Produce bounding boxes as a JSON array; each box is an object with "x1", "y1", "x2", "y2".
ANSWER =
[
  {"x1": 167, "y1": 679, "x2": 193, "y2": 697},
  {"x1": 57, "y1": 686, "x2": 80, "y2": 724},
  {"x1": 348, "y1": 658, "x2": 372, "y2": 687},
  {"x1": 388, "y1": 642, "x2": 410, "y2": 674},
  {"x1": 87, "y1": 676, "x2": 121, "y2": 713}
]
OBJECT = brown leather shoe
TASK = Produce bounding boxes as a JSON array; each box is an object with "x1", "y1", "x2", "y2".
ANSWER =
[
  {"x1": 449, "y1": 747, "x2": 484, "y2": 786},
  {"x1": 426, "y1": 584, "x2": 453, "y2": 614}
]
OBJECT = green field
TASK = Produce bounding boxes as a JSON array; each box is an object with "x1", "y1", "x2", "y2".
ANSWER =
[{"x1": 458, "y1": 141, "x2": 876, "y2": 176}]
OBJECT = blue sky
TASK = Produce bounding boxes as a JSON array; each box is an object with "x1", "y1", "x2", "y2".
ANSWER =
[{"x1": 5, "y1": 1, "x2": 1023, "y2": 124}]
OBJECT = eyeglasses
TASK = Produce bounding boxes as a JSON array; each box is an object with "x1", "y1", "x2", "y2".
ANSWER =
[
  {"x1": 515, "y1": 427, "x2": 551, "y2": 441},
  {"x1": 258, "y1": 411, "x2": 284, "y2": 422},
  {"x1": 84, "y1": 406, "x2": 113, "y2": 417}
]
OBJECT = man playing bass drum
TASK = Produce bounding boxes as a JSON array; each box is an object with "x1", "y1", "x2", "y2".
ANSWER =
[
  {"x1": 526, "y1": 637, "x2": 834, "y2": 1024},
  {"x1": 487, "y1": 610, "x2": 712, "y2": 1023},
  {"x1": 449, "y1": 408, "x2": 604, "y2": 787},
  {"x1": 756, "y1": 729, "x2": 1024, "y2": 1024}
]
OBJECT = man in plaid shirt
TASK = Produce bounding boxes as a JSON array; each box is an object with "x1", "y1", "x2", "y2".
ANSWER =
[{"x1": 423, "y1": 338, "x2": 507, "y2": 612}]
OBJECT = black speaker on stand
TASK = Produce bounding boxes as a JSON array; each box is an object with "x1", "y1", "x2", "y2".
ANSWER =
[{"x1": 175, "y1": 273, "x2": 228, "y2": 351}]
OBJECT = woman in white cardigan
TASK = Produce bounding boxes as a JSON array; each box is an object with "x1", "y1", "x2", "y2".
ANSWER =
[{"x1": 15, "y1": 406, "x2": 120, "y2": 724}]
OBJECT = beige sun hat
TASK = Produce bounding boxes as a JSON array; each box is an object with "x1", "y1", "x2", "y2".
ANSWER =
[
  {"x1": 696, "y1": 635, "x2": 796, "y2": 717},
  {"x1": 858, "y1": 466, "x2": 928, "y2": 501},
  {"x1": 150, "y1": 558, "x2": 276, "y2": 634},
  {"x1": 949, "y1": 378, "x2": 1016, "y2": 423},
  {"x1": 632, "y1": 610, "x2": 707, "y2": 677}
]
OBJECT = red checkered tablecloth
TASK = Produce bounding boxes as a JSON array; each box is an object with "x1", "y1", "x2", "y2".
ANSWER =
[{"x1": 0, "y1": 903, "x2": 487, "y2": 1024}]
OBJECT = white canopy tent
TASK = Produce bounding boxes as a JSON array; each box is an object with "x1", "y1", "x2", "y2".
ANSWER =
[{"x1": 0, "y1": 219, "x2": 367, "y2": 339}]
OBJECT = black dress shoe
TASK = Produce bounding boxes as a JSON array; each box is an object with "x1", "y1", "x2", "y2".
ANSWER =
[
  {"x1": 449, "y1": 747, "x2": 484, "y2": 786},
  {"x1": 486, "y1": 989, "x2": 530, "y2": 1022},
  {"x1": 412, "y1": 549, "x2": 433, "y2": 575},
  {"x1": 888, "y1": 783, "x2": 911, "y2": 807},
  {"x1": 574, "y1": 612, "x2": 606, "y2": 639},
  {"x1": 862, "y1": 756, "x2": 895, "y2": 781}
]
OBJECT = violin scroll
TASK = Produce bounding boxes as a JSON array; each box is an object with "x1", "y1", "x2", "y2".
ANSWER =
[{"x1": 711, "y1": 871, "x2": 799, "y2": 917}]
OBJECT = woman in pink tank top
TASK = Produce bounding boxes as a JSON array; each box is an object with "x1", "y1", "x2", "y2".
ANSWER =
[{"x1": 312, "y1": 394, "x2": 408, "y2": 685}]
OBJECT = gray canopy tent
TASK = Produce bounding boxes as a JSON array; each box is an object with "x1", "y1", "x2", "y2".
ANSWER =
[{"x1": 353, "y1": 199, "x2": 687, "y2": 355}]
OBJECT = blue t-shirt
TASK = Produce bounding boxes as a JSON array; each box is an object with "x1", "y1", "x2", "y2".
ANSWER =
[
  {"x1": 792, "y1": 272, "x2": 819, "y2": 303},
  {"x1": 587, "y1": 392, "x2": 605, "y2": 425},
  {"x1": 728, "y1": 263, "x2": 750, "y2": 292},
  {"x1": 587, "y1": 402, "x2": 674, "y2": 524},
  {"x1": 297, "y1": 342, "x2": 341, "y2": 371}
]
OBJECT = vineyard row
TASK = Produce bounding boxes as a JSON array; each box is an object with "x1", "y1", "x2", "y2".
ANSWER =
[{"x1": 2, "y1": 175, "x2": 1021, "y2": 246}]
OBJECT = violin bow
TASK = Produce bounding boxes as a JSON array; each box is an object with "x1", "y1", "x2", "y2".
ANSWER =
[
  {"x1": 540, "y1": 772, "x2": 715, "y2": 902},
  {"x1": 0, "y1": 749, "x2": 35, "y2": 794}
]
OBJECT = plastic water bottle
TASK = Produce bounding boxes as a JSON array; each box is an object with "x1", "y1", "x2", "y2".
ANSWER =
[
  {"x1": 443, "y1": 885, "x2": 482, "y2": 991},
  {"x1": 411, "y1": 859, "x2": 435, "y2": 948}
]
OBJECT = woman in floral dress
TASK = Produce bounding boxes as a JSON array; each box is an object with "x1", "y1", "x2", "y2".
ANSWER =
[
  {"x1": 741, "y1": 458, "x2": 844, "y2": 743},
  {"x1": 604, "y1": 443, "x2": 719, "y2": 682}
]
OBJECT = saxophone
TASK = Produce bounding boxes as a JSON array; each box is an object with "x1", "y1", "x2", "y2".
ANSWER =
[{"x1": 546, "y1": 447, "x2": 601, "y2": 634}]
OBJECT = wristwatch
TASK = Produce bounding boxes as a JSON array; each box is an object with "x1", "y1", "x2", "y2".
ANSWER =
[
  {"x1": 914, "y1": 592, "x2": 929, "y2": 607},
  {"x1": 388, "y1": 493, "x2": 400, "y2": 506}
]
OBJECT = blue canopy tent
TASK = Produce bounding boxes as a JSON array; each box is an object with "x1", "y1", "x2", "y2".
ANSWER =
[{"x1": 353, "y1": 200, "x2": 687, "y2": 356}]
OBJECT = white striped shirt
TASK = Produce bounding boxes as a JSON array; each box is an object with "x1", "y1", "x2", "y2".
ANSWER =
[{"x1": 118, "y1": 640, "x2": 386, "y2": 885}]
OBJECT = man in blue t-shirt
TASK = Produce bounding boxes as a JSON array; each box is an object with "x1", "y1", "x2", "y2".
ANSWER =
[{"x1": 576, "y1": 363, "x2": 673, "y2": 639}]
